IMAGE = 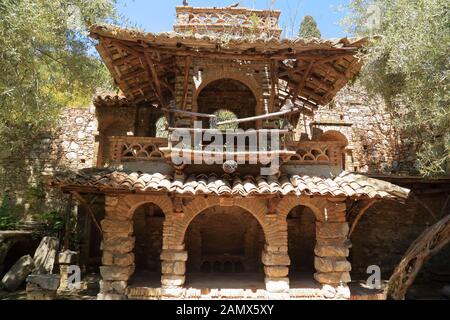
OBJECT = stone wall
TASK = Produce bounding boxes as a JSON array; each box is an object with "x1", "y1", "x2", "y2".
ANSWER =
[
  {"x1": 350, "y1": 189, "x2": 450, "y2": 279},
  {"x1": 298, "y1": 85, "x2": 418, "y2": 175},
  {"x1": 0, "y1": 107, "x2": 97, "y2": 219}
]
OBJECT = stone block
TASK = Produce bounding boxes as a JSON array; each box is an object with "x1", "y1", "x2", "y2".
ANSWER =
[
  {"x1": 114, "y1": 253, "x2": 135, "y2": 267},
  {"x1": 111, "y1": 281, "x2": 128, "y2": 294},
  {"x1": 315, "y1": 257, "x2": 352, "y2": 273},
  {"x1": 97, "y1": 293, "x2": 127, "y2": 300},
  {"x1": 261, "y1": 251, "x2": 290, "y2": 266},
  {"x1": 316, "y1": 222, "x2": 349, "y2": 239},
  {"x1": 315, "y1": 244, "x2": 349, "y2": 258},
  {"x1": 101, "y1": 219, "x2": 133, "y2": 234},
  {"x1": 160, "y1": 250, "x2": 188, "y2": 262},
  {"x1": 1, "y1": 255, "x2": 35, "y2": 291},
  {"x1": 33, "y1": 237, "x2": 59, "y2": 274},
  {"x1": 265, "y1": 277, "x2": 290, "y2": 293},
  {"x1": 26, "y1": 283, "x2": 57, "y2": 300},
  {"x1": 314, "y1": 272, "x2": 351, "y2": 285},
  {"x1": 161, "y1": 275, "x2": 185, "y2": 287},
  {"x1": 58, "y1": 250, "x2": 79, "y2": 265},
  {"x1": 102, "y1": 237, "x2": 135, "y2": 254},
  {"x1": 26, "y1": 274, "x2": 61, "y2": 291},
  {"x1": 264, "y1": 266, "x2": 289, "y2": 278},
  {"x1": 162, "y1": 261, "x2": 186, "y2": 275},
  {"x1": 100, "y1": 266, "x2": 134, "y2": 281}
]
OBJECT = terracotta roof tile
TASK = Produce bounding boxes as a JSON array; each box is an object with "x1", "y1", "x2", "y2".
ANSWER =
[{"x1": 52, "y1": 169, "x2": 410, "y2": 200}]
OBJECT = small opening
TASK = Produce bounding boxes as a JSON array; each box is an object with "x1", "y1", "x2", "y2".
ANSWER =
[{"x1": 155, "y1": 116, "x2": 168, "y2": 138}]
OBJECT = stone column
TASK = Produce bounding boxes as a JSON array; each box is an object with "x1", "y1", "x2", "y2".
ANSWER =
[
  {"x1": 314, "y1": 199, "x2": 352, "y2": 299},
  {"x1": 160, "y1": 246, "x2": 187, "y2": 298},
  {"x1": 262, "y1": 215, "x2": 290, "y2": 299},
  {"x1": 98, "y1": 195, "x2": 135, "y2": 300}
]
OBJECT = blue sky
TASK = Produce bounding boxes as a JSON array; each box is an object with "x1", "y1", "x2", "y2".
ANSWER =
[{"x1": 117, "y1": 0, "x2": 351, "y2": 39}]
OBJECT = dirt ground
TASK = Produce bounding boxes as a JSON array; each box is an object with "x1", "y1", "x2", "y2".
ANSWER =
[{"x1": 0, "y1": 275, "x2": 448, "y2": 300}]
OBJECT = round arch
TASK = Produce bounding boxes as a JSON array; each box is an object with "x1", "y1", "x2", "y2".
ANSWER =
[
  {"x1": 320, "y1": 130, "x2": 349, "y2": 146},
  {"x1": 276, "y1": 196, "x2": 326, "y2": 221},
  {"x1": 169, "y1": 197, "x2": 279, "y2": 248},
  {"x1": 192, "y1": 73, "x2": 263, "y2": 125},
  {"x1": 126, "y1": 195, "x2": 174, "y2": 219}
]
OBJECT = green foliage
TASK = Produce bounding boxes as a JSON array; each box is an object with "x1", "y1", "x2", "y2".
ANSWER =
[
  {"x1": 34, "y1": 211, "x2": 64, "y2": 236},
  {"x1": 155, "y1": 116, "x2": 168, "y2": 138},
  {"x1": 0, "y1": 0, "x2": 121, "y2": 157},
  {"x1": 343, "y1": 0, "x2": 450, "y2": 176},
  {"x1": 215, "y1": 109, "x2": 238, "y2": 130},
  {"x1": 298, "y1": 15, "x2": 321, "y2": 38},
  {"x1": 0, "y1": 195, "x2": 18, "y2": 230}
]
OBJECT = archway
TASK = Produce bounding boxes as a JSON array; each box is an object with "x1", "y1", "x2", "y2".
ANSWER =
[
  {"x1": 184, "y1": 206, "x2": 266, "y2": 289},
  {"x1": 287, "y1": 205, "x2": 319, "y2": 288},
  {"x1": 128, "y1": 202, "x2": 165, "y2": 287},
  {"x1": 197, "y1": 78, "x2": 257, "y2": 130}
]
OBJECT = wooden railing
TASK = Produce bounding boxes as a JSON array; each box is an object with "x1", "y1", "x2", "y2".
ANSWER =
[
  {"x1": 106, "y1": 136, "x2": 345, "y2": 168},
  {"x1": 284, "y1": 141, "x2": 346, "y2": 167},
  {"x1": 108, "y1": 137, "x2": 168, "y2": 163},
  {"x1": 174, "y1": 6, "x2": 282, "y2": 37}
]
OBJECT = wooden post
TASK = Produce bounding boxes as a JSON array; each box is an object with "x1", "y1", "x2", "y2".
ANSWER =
[{"x1": 63, "y1": 193, "x2": 73, "y2": 251}]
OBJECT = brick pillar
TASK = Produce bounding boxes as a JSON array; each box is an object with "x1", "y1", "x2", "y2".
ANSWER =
[
  {"x1": 262, "y1": 216, "x2": 290, "y2": 299},
  {"x1": 98, "y1": 195, "x2": 135, "y2": 300},
  {"x1": 314, "y1": 199, "x2": 352, "y2": 299},
  {"x1": 160, "y1": 247, "x2": 187, "y2": 298}
]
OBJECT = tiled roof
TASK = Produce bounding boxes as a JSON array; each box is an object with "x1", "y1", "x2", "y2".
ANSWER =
[{"x1": 52, "y1": 169, "x2": 410, "y2": 200}]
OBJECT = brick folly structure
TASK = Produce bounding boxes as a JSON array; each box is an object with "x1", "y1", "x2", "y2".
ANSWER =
[{"x1": 52, "y1": 6, "x2": 410, "y2": 300}]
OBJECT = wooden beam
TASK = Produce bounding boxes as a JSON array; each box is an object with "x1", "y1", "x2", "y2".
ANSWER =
[
  {"x1": 216, "y1": 107, "x2": 303, "y2": 126},
  {"x1": 289, "y1": 60, "x2": 315, "y2": 105},
  {"x1": 71, "y1": 191, "x2": 103, "y2": 237},
  {"x1": 182, "y1": 56, "x2": 192, "y2": 110},
  {"x1": 269, "y1": 60, "x2": 277, "y2": 113},
  {"x1": 144, "y1": 52, "x2": 166, "y2": 108},
  {"x1": 161, "y1": 107, "x2": 216, "y2": 119}
]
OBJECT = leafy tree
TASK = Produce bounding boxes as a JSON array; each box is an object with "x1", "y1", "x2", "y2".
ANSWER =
[
  {"x1": 0, "y1": 0, "x2": 121, "y2": 157},
  {"x1": 298, "y1": 15, "x2": 321, "y2": 38},
  {"x1": 343, "y1": 0, "x2": 449, "y2": 176}
]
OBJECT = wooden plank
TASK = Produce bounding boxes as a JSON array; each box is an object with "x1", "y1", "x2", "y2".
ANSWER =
[
  {"x1": 216, "y1": 107, "x2": 303, "y2": 126},
  {"x1": 269, "y1": 60, "x2": 278, "y2": 113},
  {"x1": 161, "y1": 107, "x2": 216, "y2": 118}
]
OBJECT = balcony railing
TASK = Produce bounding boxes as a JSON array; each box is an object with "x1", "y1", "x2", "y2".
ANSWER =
[
  {"x1": 284, "y1": 141, "x2": 346, "y2": 167},
  {"x1": 106, "y1": 136, "x2": 345, "y2": 168},
  {"x1": 174, "y1": 6, "x2": 282, "y2": 37},
  {"x1": 108, "y1": 136, "x2": 168, "y2": 163}
]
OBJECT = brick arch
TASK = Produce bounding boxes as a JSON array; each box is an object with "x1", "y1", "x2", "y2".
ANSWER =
[
  {"x1": 191, "y1": 72, "x2": 263, "y2": 121},
  {"x1": 168, "y1": 197, "x2": 280, "y2": 247},
  {"x1": 276, "y1": 196, "x2": 326, "y2": 221},
  {"x1": 125, "y1": 194, "x2": 174, "y2": 218}
]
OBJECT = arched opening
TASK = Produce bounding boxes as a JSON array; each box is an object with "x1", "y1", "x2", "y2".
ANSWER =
[
  {"x1": 197, "y1": 79, "x2": 257, "y2": 130},
  {"x1": 128, "y1": 203, "x2": 165, "y2": 287},
  {"x1": 320, "y1": 130, "x2": 349, "y2": 170},
  {"x1": 320, "y1": 130, "x2": 349, "y2": 145},
  {"x1": 155, "y1": 116, "x2": 168, "y2": 138},
  {"x1": 287, "y1": 205, "x2": 319, "y2": 288},
  {"x1": 184, "y1": 206, "x2": 265, "y2": 290}
]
